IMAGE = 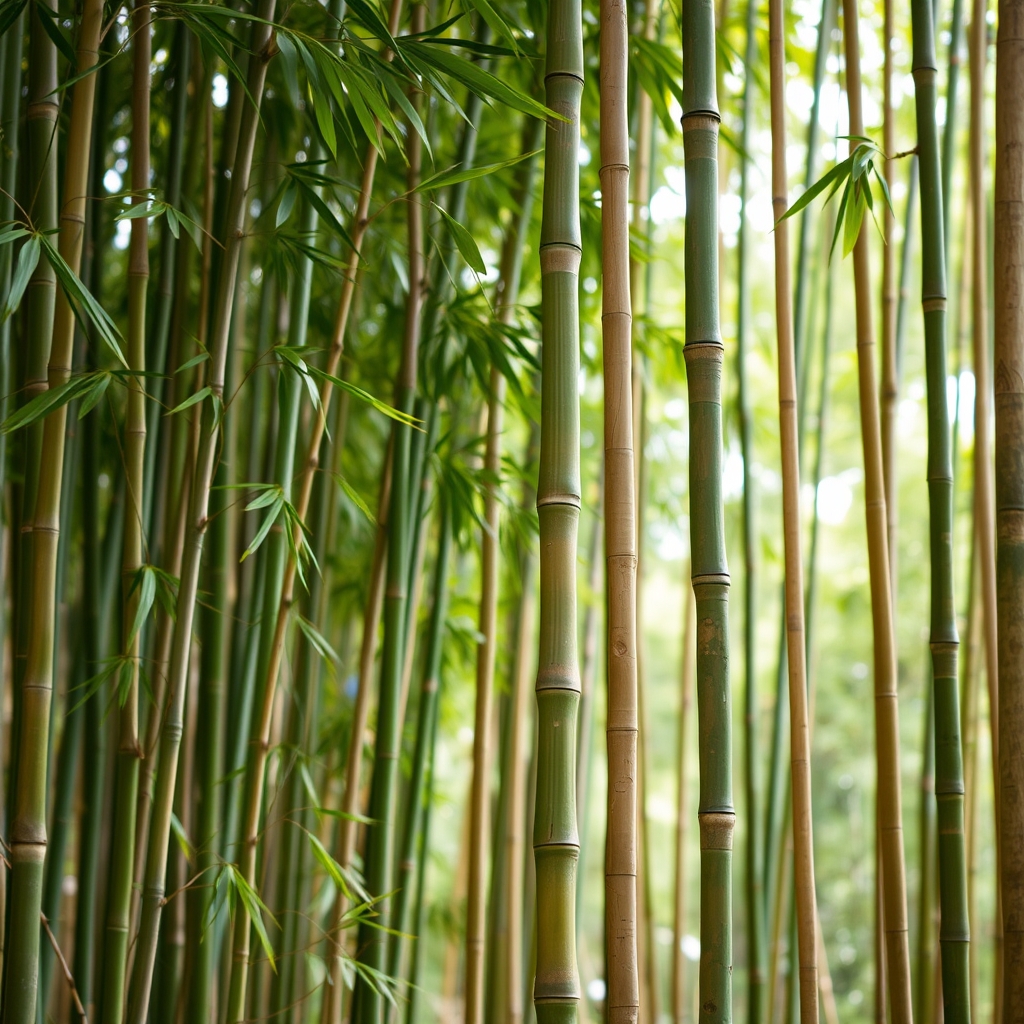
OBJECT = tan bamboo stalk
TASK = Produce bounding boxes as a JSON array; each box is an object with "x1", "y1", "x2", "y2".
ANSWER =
[
  {"x1": 882, "y1": 0, "x2": 898, "y2": 594},
  {"x1": 464, "y1": 363, "x2": 505, "y2": 1024},
  {"x1": 994, "y1": 0, "x2": 1024, "y2": 1004},
  {"x1": 841, "y1": 0, "x2": 915, "y2": 1018},
  {"x1": 672, "y1": 577, "x2": 695, "y2": 1024},
  {"x1": 600, "y1": 0, "x2": 638, "y2": 1017},
  {"x1": 969, "y1": 0, "x2": 1002, "y2": 1011},
  {"x1": 962, "y1": 549, "x2": 981, "y2": 1018},
  {"x1": 769, "y1": 0, "x2": 818, "y2": 1014},
  {"x1": 3, "y1": 0, "x2": 102, "y2": 1018}
]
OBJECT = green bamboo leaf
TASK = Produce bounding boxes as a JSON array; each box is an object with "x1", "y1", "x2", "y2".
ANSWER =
[
  {"x1": 296, "y1": 614, "x2": 339, "y2": 665},
  {"x1": 77, "y1": 371, "x2": 111, "y2": 417},
  {"x1": 0, "y1": 224, "x2": 31, "y2": 248},
  {"x1": 379, "y1": 73, "x2": 431, "y2": 158},
  {"x1": 175, "y1": 349, "x2": 209, "y2": 374},
  {"x1": 779, "y1": 156, "x2": 851, "y2": 223},
  {"x1": 34, "y1": 0, "x2": 76, "y2": 66},
  {"x1": 241, "y1": 495, "x2": 284, "y2": 562},
  {"x1": 1, "y1": 371, "x2": 101, "y2": 434},
  {"x1": 404, "y1": 41, "x2": 555, "y2": 122},
  {"x1": 245, "y1": 485, "x2": 284, "y2": 511},
  {"x1": 127, "y1": 566, "x2": 158, "y2": 647},
  {"x1": 276, "y1": 181, "x2": 297, "y2": 228},
  {"x1": 462, "y1": 0, "x2": 519, "y2": 51},
  {"x1": 39, "y1": 235, "x2": 127, "y2": 366},
  {"x1": 416, "y1": 150, "x2": 541, "y2": 193},
  {"x1": 168, "y1": 385, "x2": 211, "y2": 415},
  {"x1": 433, "y1": 203, "x2": 485, "y2": 275},
  {"x1": 228, "y1": 865, "x2": 277, "y2": 971},
  {"x1": 308, "y1": 832, "x2": 349, "y2": 893},
  {"x1": 305, "y1": 366, "x2": 420, "y2": 426},
  {"x1": 0, "y1": 0, "x2": 27, "y2": 40},
  {"x1": 843, "y1": 185, "x2": 867, "y2": 257},
  {"x1": 170, "y1": 812, "x2": 195, "y2": 862},
  {"x1": 331, "y1": 472, "x2": 376, "y2": 525},
  {"x1": 341, "y1": 0, "x2": 398, "y2": 51},
  {"x1": 829, "y1": 179, "x2": 851, "y2": 262},
  {"x1": 1, "y1": 234, "x2": 40, "y2": 323}
]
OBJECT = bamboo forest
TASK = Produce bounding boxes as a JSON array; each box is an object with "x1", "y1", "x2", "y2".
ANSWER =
[{"x1": 0, "y1": 0, "x2": 1021, "y2": 1015}]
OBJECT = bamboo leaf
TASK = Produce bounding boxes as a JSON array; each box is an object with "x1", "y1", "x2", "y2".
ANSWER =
[
  {"x1": 276, "y1": 181, "x2": 297, "y2": 228},
  {"x1": 779, "y1": 156, "x2": 851, "y2": 223},
  {"x1": 241, "y1": 495, "x2": 284, "y2": 562},
  {"x1": 404, "y1": 41, "x2": 555, "y2": 122},
  {"x1": 1, "y1": 234, "x2": 40, "y2": 323},
  {"x1": 843, "y1": 184, "x2": 867, "y2": 257},
  {"x1": 77, "y1": 372, "x2": 111, "y2": 418},
  {"x1": 2, "y1": 372, "x2": 105, "y2": 433},
  {"x1": 228, "y1": 865, "x2": 278, "y2": 971},
  {"x1": 175, "y1": 349, "x2": 210, "y2": 374},
  {"x1": 296, "y1": 614, "x2": 340, "y2": 665},
  {"x1": 34, "y1": 0, "x2": 76, "y2": 66},
  {"x1": 305, "y1": 366, "x2": 420, "y2": 425},
  {"x1": 433, "y1": 203, "x2": 485, "y2": 274},
  {"x1": 170, "y1": 812, "x2": 195, "y2": 862},
  {"x1": 331, "y1": 472, "x2": 376, "y2": 525},
  {"x1": 39, "y1": 235, "x2": 127, "y2": 366},
  {"x1": 168, "y1": 385, "x2": 211, "y2": 415},
  {"x1": 416, "y1": 150, "x2": 541, "y2": 193},
  {"x1": 127, "y1": 566, "x2": 158, "y2": 647},
  {"x1": 0, "y1": 0, "x2": 27, "y2": 41}
]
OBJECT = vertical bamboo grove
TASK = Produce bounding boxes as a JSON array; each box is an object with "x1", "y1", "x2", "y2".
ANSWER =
[
  {"x1": 910, "y1": 0, "x2": 972, "y2": 1012},
  {"x1": 533, "y1": 0, "x2": 584, "y2": 1016},
  {"x1": 681, "y1": 0, "x2": 733, "y2": 1017}
]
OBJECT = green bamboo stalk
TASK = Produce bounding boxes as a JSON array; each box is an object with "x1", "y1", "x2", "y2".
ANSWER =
[
  {"x1": 941, "y1": 0, "x2": 965, "y2": 269},
  {"x1": 993, "y1": 0, "x2": 1024, "y2": 1005},
  {"x1": 911, "y1": 0, "x2": 972, "y2": 1010},
  {"x1": 882, "y1": 0, "x2": 898, "y2": 594},
  {"x1": 4, "y1": 0, "x2": 102, "y2": 1016},
  {"x1": 530, "y1": 0, "x2": 584, "y2": 1017},
  {"x1": 600, "y1": 0, "x2": 638, "y2": 1013},
  {"x1": 736, "y1": 0, "x2": 765, "y2": 1016},
  {"x1": 99, "y1": 5, "x2": 151, "y2": 1018},
  {"x1": 8, "y1": 0, "x2": 58, "y2": 832},
  {"x1": 123, "y1": 5, "x2": 279, "y2": 1017},
  {"x1": 681, "y1": 0, "x2": 733, "y2": 1017},
  {"x1": 842, "y1": 0, "x2": 915, "y2": 1016}
]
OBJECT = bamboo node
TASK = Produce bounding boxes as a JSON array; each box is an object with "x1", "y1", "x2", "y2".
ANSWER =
[
  {"x1": 698, "y1": 811, "x2": 735, "y2": 850},
  {"x1": 922, "y1": 297, "x2": 947, "y2": 312},
  {"x1": 539, "y1": 243, "x2": 582, "y2": 275}
]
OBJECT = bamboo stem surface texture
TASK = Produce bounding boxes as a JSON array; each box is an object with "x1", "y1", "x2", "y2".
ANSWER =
[
  {"x1": 600, "y1": 0, "x2": 638, "y2": 1018},
  {"x1": 533, "y1": 0, "x2": 584, "y2": 1016},
  {"x1": 681, "y1": 1, "x2": 733, "y2": 1018}
]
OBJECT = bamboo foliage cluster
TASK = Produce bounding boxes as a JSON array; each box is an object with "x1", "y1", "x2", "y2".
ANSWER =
[{"x1": 0, "y1": 0, "x2": 1014, "y2": 1021}]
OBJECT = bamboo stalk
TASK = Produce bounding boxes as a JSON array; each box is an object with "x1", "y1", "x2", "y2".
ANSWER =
[
  {"x1": 4, "y1": 0, "x2": 102, "y2": 1016},
  {"x1": 882, "y1": 0, "x2": 898, "y2": 594},
  {"x1": 968, "y1": 0, "x2": 1002, "y2": 1012},
  {"x1": 532, "y1": 0, "x2": 584, "y2": 1015},
  {"x1": 122, "y1": 6, "x2": 278, "y2": 1018},
  {"x1": 994, "y1": 0, "x2": 1024, "y2": 1005},
  {"x1": 673, "y1": 579, "x2": 695, "y2": 1024},
  {"x1": 910, "y1": 0, "x2": 973, "y2": 1008},
  {"x1": 681, "y1": 0, "x2": 733, "y2": 1016},
  {"x1": 736, "y1": 0, "x2": 766, "y2": 1016},
  {"x1": 841, "y1": 0, "x2": 915, "y2": 1018},
  {"x1": 768, "y1": 0, "x2": 819, "y2": 1014},
  {"x1": 600, "y1": 0, "x2": 638, "y2": 1015}
]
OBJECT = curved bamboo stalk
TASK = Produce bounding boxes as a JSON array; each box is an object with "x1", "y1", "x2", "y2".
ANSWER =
[
  {"x1": 768, "y1": 0, "x2": 819, "y2": 1014},
  {"x1": 841, "y1": 0, "x2": 915, "y2": 1018},
  {"x1": 600, "y1": 0, "x2": 638, "y2": 1016},
  {"x1": 910, "y1": 0, "x2": 972, "y2": 1010},
  {"x1": 121, "y1": 5, "x2": 278, "y2": 1018},
  {"x1": 681, "y1": 0, "x2": 733, "y2": 1016},
  {"x1": 994, "y1": 0, "x2": 1024, "y2": 1006},
  {"x1": 4, "y1": 0, "x2": 102, "y2": 1017},
  {"x1": 532, "y1": 0, "x2": 584, "y2": 1015},
  {"x1": 735, "y1": 0, "x2": 766, "y2": 1017},
  {"x1": 672, "y1": 579, "x2": 695, "y2": 1024},
  {"x1": 968, "y1": 0, "x2": 1002, "y2": 1012}
]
